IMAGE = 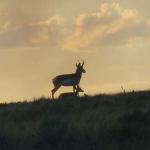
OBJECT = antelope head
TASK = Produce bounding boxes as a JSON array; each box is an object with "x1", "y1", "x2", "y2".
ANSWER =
[{"x1": 76, "y1": 60, "x2": 86, "y2": 74}]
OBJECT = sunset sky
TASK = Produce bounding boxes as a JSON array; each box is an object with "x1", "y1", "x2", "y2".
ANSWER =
[{"x1": 0, "y1": 0, "x2": 150, "y2": 102}]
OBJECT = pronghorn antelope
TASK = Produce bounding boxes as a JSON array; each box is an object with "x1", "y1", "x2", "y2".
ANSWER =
[
  {"x1": 51, "y1": 61, "x2": 86, "y2": 99},
  {"x1": 58, "y1": 86, "x2": 84, "y2": 99}
]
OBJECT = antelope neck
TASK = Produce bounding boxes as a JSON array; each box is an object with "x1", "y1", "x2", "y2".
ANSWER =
[{"x1": 75, "y1": 71, "x2": 82, "y2": 80}]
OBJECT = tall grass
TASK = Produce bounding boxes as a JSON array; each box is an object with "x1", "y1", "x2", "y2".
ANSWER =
[{"x1": 0, "y1": 91, "x2": 150, "y2": 150}]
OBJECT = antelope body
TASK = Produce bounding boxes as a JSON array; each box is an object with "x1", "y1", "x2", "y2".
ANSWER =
[
  {"x1": 51, "y1": 61, "x2": 86, "y2": 99},
  {"x1": 59, "y1": 86, "x2": 84, "y2": 99}
]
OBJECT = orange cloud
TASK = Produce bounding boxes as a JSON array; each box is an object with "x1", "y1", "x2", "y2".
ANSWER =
[
  {"x1": 0, "y1": 2, "x2": 149, "y2": 51},
  {"x1": 0, "y1": 15, "x2": 64, "y2": 48},
  {"x1": 63, "y1": 3, "x2": 150, "y2": 52}
]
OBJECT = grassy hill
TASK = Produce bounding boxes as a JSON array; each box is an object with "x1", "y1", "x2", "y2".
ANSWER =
[{"x1": 0, "y1": 90, "x2": 150, "y2": 150}]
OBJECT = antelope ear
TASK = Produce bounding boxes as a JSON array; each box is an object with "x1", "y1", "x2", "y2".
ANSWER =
[{"x1": 76, "y1": 63, "x2": 78, "y2": 67}]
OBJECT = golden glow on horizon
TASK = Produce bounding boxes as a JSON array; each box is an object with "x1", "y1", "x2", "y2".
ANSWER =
[{"x1": 0, "y1": 0, "x2": 150, "y2": 101}]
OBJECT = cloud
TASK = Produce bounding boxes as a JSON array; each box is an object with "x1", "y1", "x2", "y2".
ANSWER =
[
  {"x1": 0, "y1": 15, "x2": 64, "y2": 48},
  {"x1": 63, "y1": 2, "x2": 150, "y2": 52},
  {"x1": 29, "y1": 16, "x2": 64, "y2": 47},
  {"x1": 0, "y1": 2, "x2": 150, "y2": 51}
]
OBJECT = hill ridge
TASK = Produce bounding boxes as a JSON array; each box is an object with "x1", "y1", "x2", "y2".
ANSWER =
[{"x1": 0, "y1": 90, "x2": 150, "y2": 150}]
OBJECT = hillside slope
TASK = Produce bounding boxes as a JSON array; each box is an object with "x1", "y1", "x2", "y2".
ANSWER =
[{"x1": 0, "y1": 91, "x2": 150, "y2": 150}]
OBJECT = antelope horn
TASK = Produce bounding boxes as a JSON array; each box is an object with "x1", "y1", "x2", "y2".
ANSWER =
[
  {"x1": 82, "y1": 60, "x2": 84, "y2": 66},
  {"x1": 78, "y1": 60, "x2": 81, "y2": 66}
]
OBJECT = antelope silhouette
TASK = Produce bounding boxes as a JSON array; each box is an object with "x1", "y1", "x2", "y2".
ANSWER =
[
  {"x1": 58, "y1": 86, "x2": 84, "y2": 99},
  {"x1": 51, "y1": 61, "x2": 86, "y2": 99}
]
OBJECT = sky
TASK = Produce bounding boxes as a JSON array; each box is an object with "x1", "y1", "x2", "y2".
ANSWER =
[{"x1": 0, "y1": 0, "x2": 150, "y2": 102}]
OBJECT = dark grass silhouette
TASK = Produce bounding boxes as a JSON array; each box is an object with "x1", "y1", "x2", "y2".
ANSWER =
[{"x1": 0, "y1": 90, "x2": 150, "y2": 150}]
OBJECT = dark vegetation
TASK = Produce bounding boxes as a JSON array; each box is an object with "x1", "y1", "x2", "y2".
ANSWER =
[{"x1": 0, "y1": 90, "x2": 150, "y2": 150}]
